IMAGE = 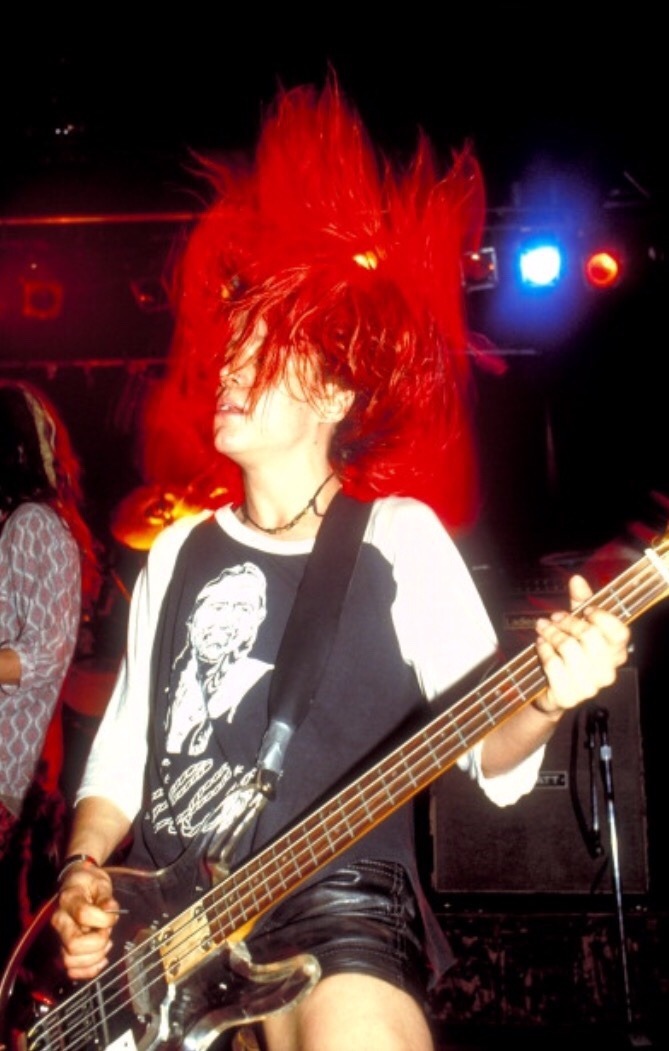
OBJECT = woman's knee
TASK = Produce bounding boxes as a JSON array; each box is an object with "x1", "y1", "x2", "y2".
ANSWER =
[{"x1": 262, "y1": 971, "x2": 434, "y2": 1051}]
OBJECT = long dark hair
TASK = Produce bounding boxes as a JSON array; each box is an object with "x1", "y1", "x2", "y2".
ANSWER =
[{"x1": 0, "y1": 380, "x2": 101, "y2": 606}]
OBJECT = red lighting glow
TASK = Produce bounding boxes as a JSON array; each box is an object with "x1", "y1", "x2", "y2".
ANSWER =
[{"x1": 583, "y1": 249, "x2": 622, "y2": 290}]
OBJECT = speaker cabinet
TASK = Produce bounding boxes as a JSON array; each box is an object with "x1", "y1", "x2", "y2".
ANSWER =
[{"x1": 431, "y1": 667, "x2": 649, "y2": 895}]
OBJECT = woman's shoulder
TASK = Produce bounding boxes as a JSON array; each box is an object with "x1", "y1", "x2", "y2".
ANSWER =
[
  {"x1": 145, "y1": 508, "x2": 216, "y2": 565},
  {"x1": 1, "y1": 503, "x2": 80, "y2": 574},
  {"x1": 5, "y1": 500, "x2": 66, "y2": 534},
  {"x1": 368, "y1": 494, "x2": 448, "y2": 535},
  {"x1": 365, "y1": 495, "x2": 468, "y2": 574}
]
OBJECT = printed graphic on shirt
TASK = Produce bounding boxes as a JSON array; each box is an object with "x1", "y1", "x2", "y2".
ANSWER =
[
  {"x1": 152, "y1": 560, "x2": 274, "y2": 848},
  {"x1": 165, "y1": 561, "x2": 272, "y2": 753}
]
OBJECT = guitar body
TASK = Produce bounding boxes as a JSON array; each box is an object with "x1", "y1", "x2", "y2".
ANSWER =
[{"x1": 0, "y1": 856, "x2": 320, "y2": 1051}]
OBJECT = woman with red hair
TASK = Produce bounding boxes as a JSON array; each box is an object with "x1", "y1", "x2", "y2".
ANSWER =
[{"x1": 51, "y1": 81, "x2": 629, "y2": 1051}]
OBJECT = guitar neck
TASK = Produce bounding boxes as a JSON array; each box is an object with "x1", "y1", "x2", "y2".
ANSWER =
[{"x1": 200, "y1": 540, "x2": 669, "y2": 943}]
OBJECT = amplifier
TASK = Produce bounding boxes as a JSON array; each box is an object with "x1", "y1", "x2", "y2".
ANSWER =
[{"x1": 431, "y1": 667, "x2": 649, "y2": 895}]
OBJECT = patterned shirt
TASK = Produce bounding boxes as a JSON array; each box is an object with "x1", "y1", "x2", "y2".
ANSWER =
[{"x1": 0, "y1": 502, "x2": 81, "y2": 815}]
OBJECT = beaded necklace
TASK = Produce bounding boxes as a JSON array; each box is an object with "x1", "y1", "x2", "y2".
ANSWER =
[{"x1": 240, "y1": 473, "x2": 335, "y2": 535}]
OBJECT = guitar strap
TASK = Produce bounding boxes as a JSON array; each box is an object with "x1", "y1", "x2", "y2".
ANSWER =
[
  {"x1": 203, "y1": 491, "x2": 372, "y2": 874},
  {"x1": 256, "y1": 491, "x2": 373, "y2": 795}
]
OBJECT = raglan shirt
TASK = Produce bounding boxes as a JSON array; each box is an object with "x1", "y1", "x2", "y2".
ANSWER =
[
  {"x1": 78, "y1": 496, "x2": 546, "y2": 979},
  {"x1": 0, "y1": 502, "x2": 81, "y2": 816}
]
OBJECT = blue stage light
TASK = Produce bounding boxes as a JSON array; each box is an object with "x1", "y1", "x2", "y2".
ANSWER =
[{"x1": 518, "y1": 243, "x2": 563, "y2": 288}]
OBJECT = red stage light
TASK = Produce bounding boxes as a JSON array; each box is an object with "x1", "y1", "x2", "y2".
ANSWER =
[
  {"x1": 583, "y1": 249, "x2": 622, "y2": 289},
  {"x1": 21, "y1": 278, "x2": 64, "y2": 319}
]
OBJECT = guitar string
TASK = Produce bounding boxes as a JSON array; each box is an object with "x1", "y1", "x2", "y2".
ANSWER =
[{"x1": 31, "y1": 549, "x2": 667, "y2": 1051}]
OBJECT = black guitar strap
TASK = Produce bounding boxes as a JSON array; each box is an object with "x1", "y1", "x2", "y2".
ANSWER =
[{"x1": 256, "y1": 491, "x2": 373, "y2": 794}]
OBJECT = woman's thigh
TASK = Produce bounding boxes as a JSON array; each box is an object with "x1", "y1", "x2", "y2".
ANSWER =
[{"x1": 261, "y1": 971, "x2": 435, "y2": 1051}]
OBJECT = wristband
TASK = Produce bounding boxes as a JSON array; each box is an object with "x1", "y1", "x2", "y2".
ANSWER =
[{"x1": 57, "y1": 853, "x2": 100, "y2": 884}]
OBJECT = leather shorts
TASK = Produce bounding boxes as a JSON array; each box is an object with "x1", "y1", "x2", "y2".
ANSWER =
[{"x1": 245, "y1": 859, "x2": 429, "y2": 1004}]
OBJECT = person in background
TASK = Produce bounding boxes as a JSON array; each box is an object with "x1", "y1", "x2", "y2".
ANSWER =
[
  {"x1": 50, "y1": 80, "x2": 630, "y2": 1051},
  {"x1": 0, "y1": 379, "x2": 100, "y2": 962}
]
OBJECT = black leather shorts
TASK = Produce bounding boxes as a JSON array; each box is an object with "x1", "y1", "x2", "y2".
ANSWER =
[{"x1": 245, "y1": 859, "x2": 429, "y2": 1004}]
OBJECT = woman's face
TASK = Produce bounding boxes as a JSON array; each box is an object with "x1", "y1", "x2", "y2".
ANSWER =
[{"x1": 213, "y1": 321, "x2": 351, "y2": 470}]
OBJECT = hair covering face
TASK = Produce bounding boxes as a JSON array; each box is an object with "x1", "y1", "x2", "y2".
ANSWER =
[{"x1": 144, "y1": 78, "x2": 487, "y2": 528}]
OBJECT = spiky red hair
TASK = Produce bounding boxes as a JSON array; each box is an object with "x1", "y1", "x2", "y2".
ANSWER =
[{"x1": 144, "y1": 76, "x2": 487, "y2": 528}]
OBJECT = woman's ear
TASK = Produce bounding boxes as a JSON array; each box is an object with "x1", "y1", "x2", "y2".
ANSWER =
[{"x1": 319, "y1": 383, "x2": 355, "y2": 423}]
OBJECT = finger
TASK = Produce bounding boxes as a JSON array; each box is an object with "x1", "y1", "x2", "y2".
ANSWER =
[
  {"x1": 567, "y1": 576, "x2": 632, "y2": 655},
  {"x1": 537, "y1": 635, "x2": 602, "y2": 703},
  {"x1": 61, "y1": 949, "x2": 110, "y2": 980},
  {"x1": 582, "y1": 607, "x2": 632, "y2": 655},
  {"x1": 537, "y1": 612, "x2": 593, "y2": 649},
  {"x1": 535, "y1": 619, "x2": 616, "y2": 705},
  {"x1": 543, "y1": 614, "x2": 620, "y2": 678},
  {"x1": 65, "y1": 925, "x2": 112, "y2": 952},
  {"x1": 544, "y1": 606, "x2": 630, "y2": 664},
  {"x1": 537, "y1": 647, "x2": 599, "y2": 710},
  {"x1": 568, "y1": 574, "x2": 594, "y2": 611},
  {"x1": 69, "y1": 901, "x2": 119, "y2": 932}
]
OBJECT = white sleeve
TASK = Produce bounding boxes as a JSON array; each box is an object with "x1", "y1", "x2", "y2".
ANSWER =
[
  {"x1": 458, "y1": 738, "x2": 545, "y2": 806},
  {"x1": 75, "y1": 512, "x2": 211, "y2": 821},
  {"x1": 369, "y1": 497, "x2": 499, "y2": 698},
  {"x1": 369, "y1": 497, "x2": 545, "y2": 806}
]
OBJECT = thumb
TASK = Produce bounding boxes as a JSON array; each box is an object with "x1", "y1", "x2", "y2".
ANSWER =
[{"x1": 568, "y1": 573, "x2": 594, "y2": 611}]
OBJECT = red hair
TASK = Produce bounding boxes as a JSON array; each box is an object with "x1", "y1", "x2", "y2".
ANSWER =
[{"x1": 144, "y1": 77, "x2": 487, "y2": 528}]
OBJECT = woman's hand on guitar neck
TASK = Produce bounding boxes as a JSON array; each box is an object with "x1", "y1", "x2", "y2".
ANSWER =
[
  {"x1": 481, "y1": 574, "x2": 631, "y2": 779},
  {"x1": 51, "y1": 863, "x2": 121, "y2": 981},
  {"x1": 533, "y1": 573, "x2": 631, "y2": 716}
]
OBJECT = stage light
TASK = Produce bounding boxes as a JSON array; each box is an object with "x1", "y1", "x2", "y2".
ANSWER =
[
  {"x1": 130, "y1": 277, "x2": 170, "y2": 313},
  {"x1": 462, "y1": 247, "x2": 498, "y2": 291},
  {"x1": 518, "y1": 242, "x2": 563, "y2": 288},
  {"x1": 583, "y1": 248, "x2": 623, "y2": 290},
  {"x1": 21, "y1": 277, "x2": 64, "y2": 320}
]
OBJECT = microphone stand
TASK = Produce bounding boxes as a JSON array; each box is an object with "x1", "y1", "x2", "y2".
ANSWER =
[
  {"x1": 586, "y1": 704, "x2": 651, "y2": 1047},
  {"x1": 585, "y1": 707, "x2": 604, "y2": 863}
]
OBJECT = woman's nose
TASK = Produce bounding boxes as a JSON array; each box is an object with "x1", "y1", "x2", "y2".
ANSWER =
[{"x1": 219, "y1": 366, "x2": 241, "y2": 387}]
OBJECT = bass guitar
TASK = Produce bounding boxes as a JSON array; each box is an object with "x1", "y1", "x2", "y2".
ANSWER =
[{"x1": 2, "y1": 534, "x2": 668, "y2": 1051}]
